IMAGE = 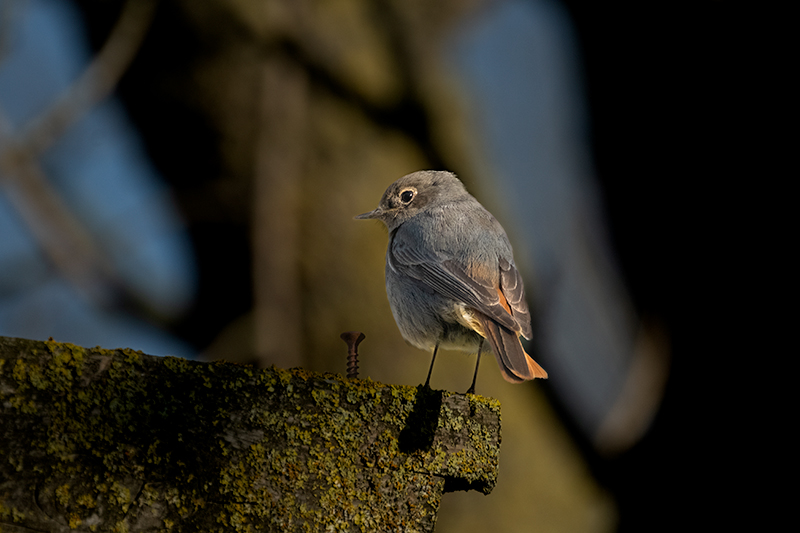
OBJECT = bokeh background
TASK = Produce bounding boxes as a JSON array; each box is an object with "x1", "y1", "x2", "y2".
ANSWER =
[{"x1": 1, "y1": 0, "x2": 762, "y2": 531}]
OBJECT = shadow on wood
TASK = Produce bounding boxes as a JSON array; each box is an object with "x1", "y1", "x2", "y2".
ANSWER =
[{"x1": 0, "y1": 336, "x2": 500, "y2": 532}]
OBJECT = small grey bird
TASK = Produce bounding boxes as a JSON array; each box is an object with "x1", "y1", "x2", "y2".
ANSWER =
[{"x1": 356, "y1": 170, "x2": 547, "y2": 393}]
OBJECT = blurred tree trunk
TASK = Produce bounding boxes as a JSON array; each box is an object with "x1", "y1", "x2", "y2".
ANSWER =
[
  {"x1": 142, "y1": 0, "x2": 485, "y2": 369},
  {"x1": 253, "y1": 55, "x2": 309, "y2": 369}
]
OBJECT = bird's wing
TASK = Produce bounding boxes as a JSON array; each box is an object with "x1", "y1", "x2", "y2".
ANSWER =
[
  {"x1": 389, "y1": 228, "x2": 529, "y2": 335},
  {"x1": 498, "y1": 257, "x2": 533, "y2": 340}
]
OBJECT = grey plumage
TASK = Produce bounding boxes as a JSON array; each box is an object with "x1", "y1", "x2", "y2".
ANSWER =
[{"x1": 356, "y1": 170, "x2": 547, "y2": 391}]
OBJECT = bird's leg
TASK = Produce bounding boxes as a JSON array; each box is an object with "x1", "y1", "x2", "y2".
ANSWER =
[
  {"x1": 466, "y1": 340, "x2": 484, "y2": 395},
  {"x1": 424, "y1": 343, "x2": 440, "y2": 388}
]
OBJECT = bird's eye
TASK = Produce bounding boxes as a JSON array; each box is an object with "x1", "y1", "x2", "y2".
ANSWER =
[{"x1": 400, "y1": 190, "x2": 415, "y2": 203}]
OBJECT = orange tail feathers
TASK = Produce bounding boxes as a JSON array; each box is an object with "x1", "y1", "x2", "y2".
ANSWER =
[
  {"x1": 478, "y1": 314, "x2": 547, "y2": 382},
  {"x1": 524, "y1": 350, "x2": 548, "y2": 380}
]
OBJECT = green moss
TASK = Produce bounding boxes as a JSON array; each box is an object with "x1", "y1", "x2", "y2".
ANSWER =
[{"x1": 1, "y1": 337, "x2": 500, "y2": 532}]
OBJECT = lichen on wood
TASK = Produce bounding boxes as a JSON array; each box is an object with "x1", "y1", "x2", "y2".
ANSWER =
[{"x1": 0, "y1": 336, "x2": 500, "y2": 532}]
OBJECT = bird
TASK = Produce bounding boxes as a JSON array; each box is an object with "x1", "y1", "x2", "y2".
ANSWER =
[{"x1": 356, "y1": 170, "x2": 547, "y2": 393}]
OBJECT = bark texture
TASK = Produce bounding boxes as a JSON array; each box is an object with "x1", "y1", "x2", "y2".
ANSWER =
[{"x1": 0, "y1": 336, "x2": 500, "y2": 532}]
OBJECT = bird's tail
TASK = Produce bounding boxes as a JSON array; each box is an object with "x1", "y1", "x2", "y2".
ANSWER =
[{"x1": 477, "y1": 314, "x2": 548, "y2": 383}]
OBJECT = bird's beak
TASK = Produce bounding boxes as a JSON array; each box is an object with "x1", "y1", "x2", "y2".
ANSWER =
[{"x1": 355, "y1": 208, "x2": 381, "y2": 220}]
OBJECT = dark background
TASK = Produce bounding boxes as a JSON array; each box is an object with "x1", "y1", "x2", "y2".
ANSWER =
[{"x1": 562, "y1": 2, "x2": 771, "y2": 530}]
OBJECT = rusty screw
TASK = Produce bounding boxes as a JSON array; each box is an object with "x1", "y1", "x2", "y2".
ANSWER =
[{"x1": 340, "y1": 331, "x2": 365, "y2": 379}]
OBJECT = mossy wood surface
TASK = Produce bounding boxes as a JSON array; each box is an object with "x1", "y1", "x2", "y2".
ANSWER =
[{"x1": 0, "y1": 336, "x2": 501, "y2": 532}]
